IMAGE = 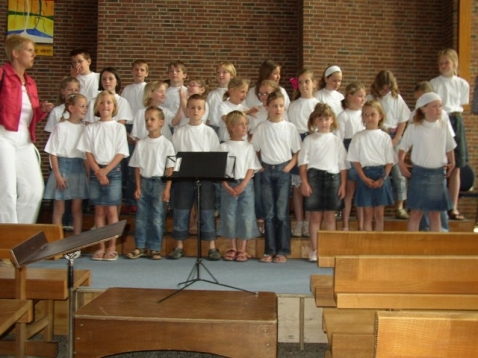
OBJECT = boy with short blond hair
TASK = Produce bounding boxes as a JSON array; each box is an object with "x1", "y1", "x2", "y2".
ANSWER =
[{"x1": 121, "y1": 59, "x2": 149, "y2": 114}]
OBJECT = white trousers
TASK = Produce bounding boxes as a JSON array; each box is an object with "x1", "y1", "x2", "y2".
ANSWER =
[{"x1": 0, "y1": 127, "x2": 44, "y2": 223}]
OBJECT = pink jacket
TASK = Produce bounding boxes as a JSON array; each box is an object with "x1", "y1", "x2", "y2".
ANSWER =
[{"x1": 0, "y1": 62, "x2": 47, "y2": 142}]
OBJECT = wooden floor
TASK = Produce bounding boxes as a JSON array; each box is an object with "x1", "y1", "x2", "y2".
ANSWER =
[{"x1": 75, "y1": 287, "x2": 277, "y2": 358}]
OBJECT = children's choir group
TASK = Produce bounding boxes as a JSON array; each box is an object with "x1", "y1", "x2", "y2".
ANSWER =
[{"x1": 41, "y1": 46, "x2": 468, "y2": 263}]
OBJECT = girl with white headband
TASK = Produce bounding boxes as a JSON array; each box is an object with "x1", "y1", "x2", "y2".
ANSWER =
[
  {"x1": 398, "y1": 92, "x2": 456, "y2": 232},
  {"x1": 314, "y1": 65, "x2": 344, "y2": 117}
]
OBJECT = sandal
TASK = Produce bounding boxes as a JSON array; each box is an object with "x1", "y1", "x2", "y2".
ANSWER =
[
  {"x1": 103, "y1": 251, "x2": 118, "y2": 261},
  {"x1": 273, "y1": 255, "x2": 287, "y2": 263},
  {"x1": 91, "y1": 250, "x2": 105, "y2": 261},
  {"x1": 223, "y1": 249, "x2": 237, "y2": 261},
  {"x1": 260, "y1": 254, "x2": 273, "y2": 263},
  {"x1": 235, "y1": 251, "x2": 248, "y2": 262},
  {"x1": 149, "y1": 250, "x2": 162, "y2": 260},
  {"x1": 126, "y1": 248, "x2": 146, "y2": 259},
  {"x1": 448, "y1": 210, "x2": 465, "y2": 220}
]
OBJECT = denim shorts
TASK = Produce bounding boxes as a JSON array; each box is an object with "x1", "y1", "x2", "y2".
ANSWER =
[
  {"x1": 304, "y1": 169, "x2": 342, "y2": 211},
  {"x1": 43, "y1": 157, "x2": 88, "y2": 200},
  {"x1": 218, "y1": 179, "x2": 260, "y2": 240},
  {"x1": 355, "y1": 166, "x2": 394, "y2": 207},
  {"x1": 89, "y1": 164, "x2": 122, "y2": 206},
  {"x1": 407, "y1": 165, "x2": 452, "y2": 211}
]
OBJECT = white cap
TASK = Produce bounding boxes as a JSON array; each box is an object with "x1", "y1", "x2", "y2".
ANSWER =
[
  {"x1": 416, "y1": 92, "x2": 441, "y2": 109},
  {"x1": 325, "y1": 65, "x2": 341, "y2": 77}
]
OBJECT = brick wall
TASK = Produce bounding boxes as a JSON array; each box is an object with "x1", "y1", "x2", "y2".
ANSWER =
[{"x1": 0, "y1": 0, "x2": 477, "y2": 218}]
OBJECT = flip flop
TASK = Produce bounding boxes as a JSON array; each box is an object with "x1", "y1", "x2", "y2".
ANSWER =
[
  {"x1": 223, "y1": 249, "x2": 237, "y2": 261},
  {"x1": 91, "y1": 250, "x2": 105, "y2": 261},
  {"x1": 103, "y1": 251, "x2": 118, "y2": 261}
]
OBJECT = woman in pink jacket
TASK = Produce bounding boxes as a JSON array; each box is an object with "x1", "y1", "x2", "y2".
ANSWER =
[{"x1": 0, "y1": 35, "x2": 53, "y2": 223}]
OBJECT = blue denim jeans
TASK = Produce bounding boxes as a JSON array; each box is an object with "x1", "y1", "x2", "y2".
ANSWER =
[
  {"x1": 254, "y1": 172, "x2": 265, "y2": 219},
  {"x1": 135, "y1": 177, "x2": 167, "y2": 251},
  {"x1": 172, "y1": 180, "x2": 216, "y2": 241},
  {"x1": 261, "y1": 161, "x2": 291, "y2": 256}
]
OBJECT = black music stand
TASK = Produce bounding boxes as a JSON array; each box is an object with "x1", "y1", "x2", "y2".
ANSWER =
[
  {"x1": 9, "y1": 221, "x2": 127, "y2": 358},
  {"x1": 159, "y1": 152, "x2": 256, "y2": 303}
]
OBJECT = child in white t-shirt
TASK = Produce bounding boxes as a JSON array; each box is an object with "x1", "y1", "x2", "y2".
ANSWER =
[
  {"x1": 127, "y1": 106, "x2": 175, "y2": 260},
  {"x1": 44, "y1": 77, "x2": 81, "y2": 133},
  {"x1": 121, "y1": 59, "x2": 149, "y2": 115},
  {"x1": 252, "y1": 91, "x2": 301, "y2": 263},
  {"x1": 77, "y1": 91, "x2": 129, "y2": 261},
  {"x1": 314, "y1": 65, "x2": 344, "y2": 117},
  {"x1": 163, "y1": 61, "x2": 188, "y2": 133},
  {"x1": 172, "y1": 78, "x2": 209, "y2": 128},
  {"x1": 70, "y1": 48, "x2": 100, "y2": 102},
  {"x1": 219, "y1": 111, "x2": 262, "y2": 262}
]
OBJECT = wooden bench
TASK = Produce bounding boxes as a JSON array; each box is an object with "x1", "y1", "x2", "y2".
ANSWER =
[
  {"x1": 374, "y1": 311, "x2": 478, "y2": 357},
  {"x1": 311, "y1": 255, "x2": 478, "y2": 358},
  {"x1": 0, "y1": 224, "x2": 90, "y2": 358},
  {"x1": 317, "y1": 230, "x2": 478, "y2": 267}
]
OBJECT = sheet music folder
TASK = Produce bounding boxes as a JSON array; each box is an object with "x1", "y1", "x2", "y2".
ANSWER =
[
  {"x1": 9, "y1": 220, "x2": 126, "y2": 267},
  {"x1": 170, "y1": 151, "x2": 231, "y2": 181}
]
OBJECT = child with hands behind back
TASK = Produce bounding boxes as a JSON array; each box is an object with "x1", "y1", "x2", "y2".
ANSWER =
[
  {"x1": 299, "y1": 103, "x2": 348, "y2": 262},
  {"x1": 218, "y1": 111, "x2": 262, "y2": 262}
]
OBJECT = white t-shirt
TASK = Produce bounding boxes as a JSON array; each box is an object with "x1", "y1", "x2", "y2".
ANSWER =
[
  {"x1": 251, "y1": 120, "x2": 301, "y2": 165},
  {"x1": 77, "y1": 120, "x2": 129, "y2": 165},
  {"x1": 172, "y1": 122, "x2": 220, "y2": 152},
  {"x1": 245, "y1": 86, "x2": 291, "y2": 109},
  {"x1": 288, "y1": 97, "x2": 320, "y2": 134},
  {"x1": 430, "y1": 75, "x2": 469, "y2": 114},
  {"x1": 207, "y1": 87, "x2": 228, "y2": 127},
  {"x1": 314, "y1": 88, "x2": 344, "y2": 117},
  {"x1": 163, "y1": 85, "x2": 187, "y2": 113},
  {"x1": 409, "y1": 109, "x2": 455, "y2": 136},
  {"x1": 45, "y1": 121, "x2": 86, "y2": 159},
  {"x1": 298, "y1": 132, "x2": 349, "y2": 174},
  {"x1": 44, "y1": 104, "x2": 66, "y2": 133},
  {"x1": 366, "y1": 92, "x2": 410, "y2": 129},
  {"x1": 347, "y1": 129, "x2": 396, "y2": 167},
  {"x1": 399, "y1": 119, "x2": 456, "y2": 168},
  {"x1": 77, "y1": 72, "x2": 100, "y2": 102},
  {"x1": 121, "y1": 82, "x2": 147, "y2": 115},
  {"x1": 128, "y1": 135, "x2": 175, "y2": 178},
  {"x1": 131, "y1": 106, "x2": 174, "y2": 141},
  {"x1": 219, "y1": 140, "x2": 262, "y2": 179},
  {"x1": 217, "y1": 101, "x2": 249, "y2": 141},
  {"x1": 336, "y1": 108, "x2": 364, "y2": 141},
  {"x1": 85, "y1": 94, "x2": 134, "y2": 124}
]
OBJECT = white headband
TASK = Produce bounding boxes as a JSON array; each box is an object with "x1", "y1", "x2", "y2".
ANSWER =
[
  {"x1": 325, "y1": 65, "x2": 341, "y2": 77},
  {"x1": 416, "y1": 92, "x2": 441, "y2": 109}
]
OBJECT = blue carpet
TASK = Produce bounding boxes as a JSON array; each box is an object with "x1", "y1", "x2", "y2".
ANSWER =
[{"x1": 31, "y1": 256, "x2": 333, "y2": 294}]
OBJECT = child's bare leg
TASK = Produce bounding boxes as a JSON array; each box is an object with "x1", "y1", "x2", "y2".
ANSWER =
[
  {"x1": 323, "y1": 211, "x2": 336, "y2": 231},
  {"x1": 93, "y1": 205, "x2": 106, "y2": 255},
  {"x1": 309, "y1": 211, "x2": 321, "y2": 252},
  {"x1": 52, "y1": 200, "x2": 65, "y2": 227},
  {"x1": 363, "y1": 207, "x2": 373, "y2": 231},
  {"x1": 448, "y1": 168, "x2": 461, "y2": 214},
  {"x1": 428, "y1": 211, "x2": 441, "y2": 232},
  {"x1": 356, "y1": 207, "x2": 364, "y2": 231},
  {"x1": 230, "y1": 238, "x2": 238, "y2": 251},
  {"x1": 239, "y1": 239, "x2": 247, "y2": 252},
  {"x1": 105, "y1": 205, "x2": 118, "y2": 251},
  {"x1": 407, "y1": 210, "x2": 423, "y2": 232},
  {"x1": 71, "y1": 199, "x2": 83, "y2": 235},
  {"x1": 373, "y1": 206, "x2": 385, "y2": 231},
  {"x1": 342, "y1": 181, "x2": 355, "y2": 230},
  {"x1": 293, "y1": 186, "x2": 304, "y2": 222}
]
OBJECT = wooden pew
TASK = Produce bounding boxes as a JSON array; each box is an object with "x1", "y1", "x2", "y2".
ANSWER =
[
  {"x1": 0, "y1": 224, "x2": 90, "y2": 358},
  {"x1": 317, "y1": 230, "x2": 478, "y2": 267},
  {"x1": 311, "y1": 255, "x2": 478, "y2": 358},
  {"x1": 374, "y1": 311, "x2": 478, "y2": 357},
  {"x1": 0, "y1": 299, "x2": 32, "y2": 335}
]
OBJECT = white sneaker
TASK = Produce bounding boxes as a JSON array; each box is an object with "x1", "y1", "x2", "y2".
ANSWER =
[
  {"x1": 309, "y1": 250, "x2": 317, "y2": 262},
  {"x1": 292, "y1": 222, "x2": 303, "y2": 237},
  {"x1": 302, "y1": 222, "x2": 310, "y2": 237}
]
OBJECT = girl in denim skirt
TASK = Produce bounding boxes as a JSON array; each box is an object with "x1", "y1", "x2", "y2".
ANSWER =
[
  {"x1": 398, "y1": 92, "x2": 456, "y2": 232},
  {"x1": 347, "y1": 100, "x2": 395, "y2": 231},
  {"x1": 298, "y1": 103, "x2": 348, "y2": 262},
  {"x1": 77, "y1": 90, "x2": 129, "y2": 261}
]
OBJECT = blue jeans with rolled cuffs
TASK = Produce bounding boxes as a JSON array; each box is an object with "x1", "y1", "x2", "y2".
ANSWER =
[
  {"x1": 172, "y1": 180, "x2": 216, "y2": 241},
  {"x1": 135, "y1": 176, "x2": 167, "y2": 251},
  {"x1": 261, "y1": 161, "x2": 292, "y2": 256}
]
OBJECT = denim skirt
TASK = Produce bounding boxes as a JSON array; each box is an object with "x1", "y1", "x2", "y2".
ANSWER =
[
  {"x1": 407, "y1": 165, "x2": 452, "y2": 211},
  {"x1": 355, "y1": 166, "x2": 393, "y2": 207},
  {"x1": 89, "y1": 164, "x2": 122, "y2": 206},
  {"x1": 304, "y1": 169, "x2": 342, "y2": 211},
  {"x1": 43, "y1": 157, "x2": 88, "y2": 200}
]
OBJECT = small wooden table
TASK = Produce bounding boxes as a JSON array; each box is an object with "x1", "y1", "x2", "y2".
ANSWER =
[
  {"x1": 75, "y1": 287, "x2": 277, "y2": 358},
  {"x1": 0, "y1": 299, "x2": 32, "y2": 334}
]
